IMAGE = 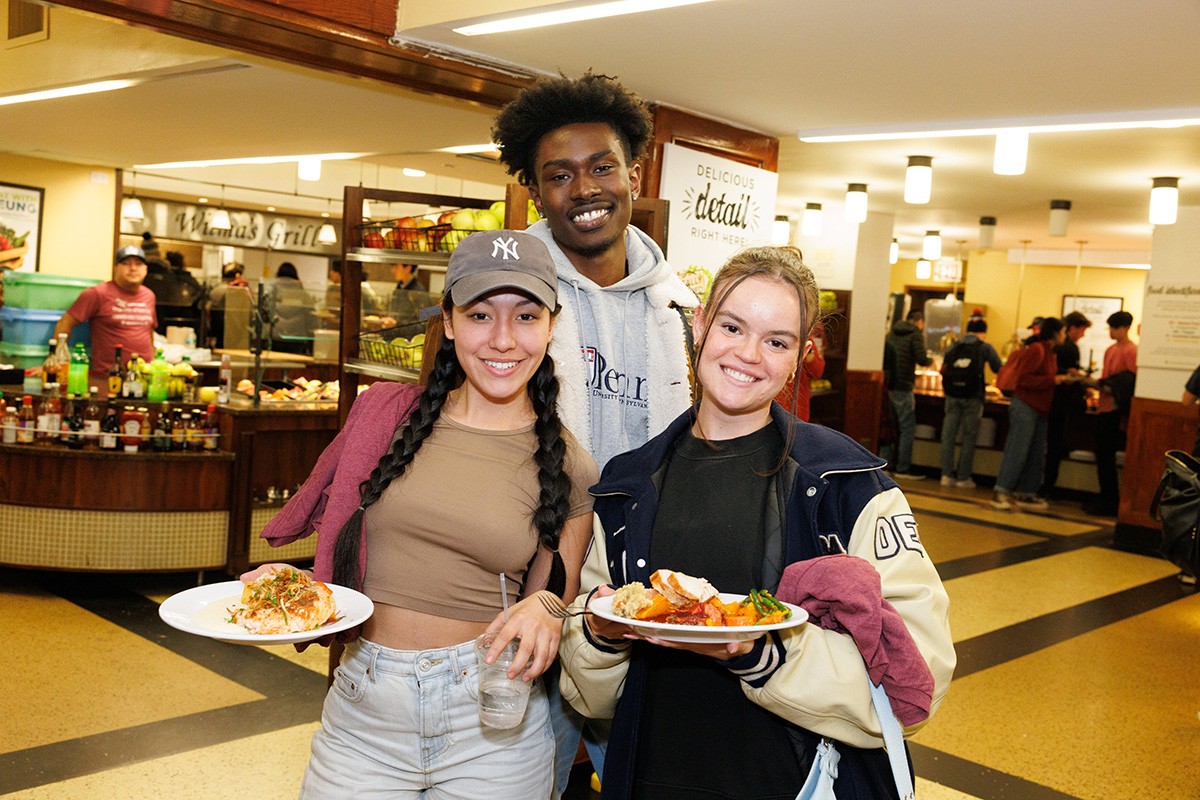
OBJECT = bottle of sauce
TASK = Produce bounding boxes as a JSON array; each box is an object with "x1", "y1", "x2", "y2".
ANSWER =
[
  {"x1": 82, "y1": 387, "x2": 103, "y2": 449},
  {"x1": 181, "y1": 355, "x2": 196, "y2": 403},
  {"x1": 100, "y1": 401, "x2": 120, "y2": 451},
  {"x1": 153, "y1": 403, "x2": 172, "y2": 452},
  {"x1": 170, "y1": 408, "x2": 186, "y2": 450},
  {"x1": 41, "y1": 338, "x2": 59, "y2": 387},
  {"x1": 17, "y1": 396, "x2": 36, "y2": 444},
  {"x1": 182, "y1": 412, "x2": 201, "y2": 451},
  {"x1": 137, "y1": 406, "x2": 151, "y2": 451},
  {"x1": 55, "y1": 333, "x2": 70, "y2": 388},
  {"x1": 65, "y1": 396, "x2": 85, "y2": 450},
  {"x1": 108, "y1": 344, "x2": 124, "y2": 399},
  {"x1": 120, "y1": 406, "x2": 143, "y2": 454},
  {"x1": 36, "y1": 383, "x2": 63, "y2": 446},
  {"x1": 202, "y1": 403, "x2": 219, "y2": 451},
  {"x1": 2, "y1": 402, "x2": 17, "y2": 444},
  {"x1": 123, "y1": 354, "x2": 144, "y2": 400}
]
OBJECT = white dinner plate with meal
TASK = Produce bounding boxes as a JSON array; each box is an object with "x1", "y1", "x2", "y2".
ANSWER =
[
  {"x1": 588, "y1": 592, "x2": 808, "y2": 644},
  {"x1": 158, "y1": 580, "x2": 373, "y2": 645}
]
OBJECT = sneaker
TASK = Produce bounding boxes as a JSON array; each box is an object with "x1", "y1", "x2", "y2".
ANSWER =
[
  {"x1": 1179, "y1": 572, "x2": 1198, "y2": 587},
  {"x1": 893, "y1": 470, "x2": 926, "y2": 481},
  {"x1": 955, "y1": 478, "x2": 977, "y2": 489},
  {"x1": 1014, "y1": 494, "x2": 1050, "y2": 511},
  {"x1": 940, "y1": 475, "x2": 955, "y2": 487},
  {"x1": 989, "y1": 491, "x2": 1013, "y2": 510}
]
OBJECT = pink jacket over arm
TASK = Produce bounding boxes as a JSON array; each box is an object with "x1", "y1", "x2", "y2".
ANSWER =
[
  {"x1": 260, "y1": 382, "x2": 424, "y2": 582},
  {"x1": 776, "y1": 554, "x2": 936, "y2": 727}
]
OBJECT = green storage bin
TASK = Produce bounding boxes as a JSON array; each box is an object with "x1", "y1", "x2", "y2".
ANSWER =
[
  {"x1": 0, "y1": 341, "x2": 48, "y2": 369},
  {"x1": 2, "y1": 272, "x2": 100, "y2": 311}
]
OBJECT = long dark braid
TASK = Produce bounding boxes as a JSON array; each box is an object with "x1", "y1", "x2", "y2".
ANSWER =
[
  {"x1": 331, "y1": 335, "x2": 462, "y2": 589},
  {"x1": 527, "y1": 354, "x2": 571, "y2": 598}
]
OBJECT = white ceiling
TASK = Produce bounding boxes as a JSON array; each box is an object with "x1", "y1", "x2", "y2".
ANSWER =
[{"x1": 5, "y1": 0, "x2": 1200, "y2": 262}]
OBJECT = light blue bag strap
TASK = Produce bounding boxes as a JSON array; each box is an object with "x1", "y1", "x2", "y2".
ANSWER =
[{"x1": 869, "y1": 680, "x2": 915, "y2": 800}]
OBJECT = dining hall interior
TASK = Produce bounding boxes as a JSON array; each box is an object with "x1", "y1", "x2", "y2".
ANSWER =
[{"x1": 2, "y1": 2, "x2": 1199, "y2": 799}]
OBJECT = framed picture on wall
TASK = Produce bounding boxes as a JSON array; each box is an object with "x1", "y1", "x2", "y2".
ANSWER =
[
  {"x1": 1062, "y1": 294, "x2": 1123, "y2": 372},
  {"x1": 0, "y1": 181, "x2": 44, "y2": 272}
]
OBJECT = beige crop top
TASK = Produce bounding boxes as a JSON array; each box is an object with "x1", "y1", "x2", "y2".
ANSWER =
[{"x1": 363, "y1": 414, "x2": 598, "y2": 622}]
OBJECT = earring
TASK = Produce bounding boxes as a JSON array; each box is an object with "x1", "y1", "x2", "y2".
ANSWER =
[{"x1": 632, "y1": 192, "x2": 639, "y2": 200}]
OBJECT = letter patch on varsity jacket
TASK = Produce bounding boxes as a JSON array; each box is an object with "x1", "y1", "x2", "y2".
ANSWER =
[{"x1": 874, "y1": 513, "x2": 926, "y2": 560}]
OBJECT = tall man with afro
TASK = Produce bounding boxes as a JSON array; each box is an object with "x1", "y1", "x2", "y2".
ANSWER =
[{"x1": 492, "y1": 72, "x2": 698, "y2": 795}]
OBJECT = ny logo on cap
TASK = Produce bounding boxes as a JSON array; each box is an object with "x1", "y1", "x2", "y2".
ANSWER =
[{"x1": 491, "y1": 236, "x2": 520, "y2": 261}]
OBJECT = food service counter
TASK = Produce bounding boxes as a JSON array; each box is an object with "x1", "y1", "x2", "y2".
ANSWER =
[
  {"x1": 0, "y1": 397, "x2": 338, "y2": 574},
  {"x1": 907, "y1": 388, "x2": 1104, "y2": 492}
]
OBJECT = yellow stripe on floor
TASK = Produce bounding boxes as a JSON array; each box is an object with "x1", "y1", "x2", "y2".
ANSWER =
[
  {"x1": 916, "y1": 516, "x2": 1043, "y2": 563},
  {"x1": 944, "y1": 547, "x2": 1179, "y2": 641},
  {"x1": 913, "y1": 590, "x2": 1200, "y2": 800},
  {"x1": 0, "y1": 583, "x2": 263, "y2": 754},
  {"x1": 908, "y1": 493, "x2": 1101, "y2": 536},
  {"x1": 0, "y1": 722, "x2": 319, "y2": 800}
]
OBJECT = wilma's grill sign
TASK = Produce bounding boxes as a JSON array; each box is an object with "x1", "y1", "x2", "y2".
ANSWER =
[
  {"x1": 660, "y1": 142, "x2": 778, "y2": 272},
  {"x1": 128, "y1": 199, "x2": 339, "y2": 255}
]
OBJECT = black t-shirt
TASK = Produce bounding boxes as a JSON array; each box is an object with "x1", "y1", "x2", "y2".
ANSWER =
[{"x1": 634, "y1": 423, "x2": 804, "y2": 800}]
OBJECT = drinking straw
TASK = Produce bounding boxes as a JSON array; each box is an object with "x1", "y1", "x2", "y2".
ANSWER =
[{"x1": 500, "y1": 572, "x2": 510, "y2": 621}]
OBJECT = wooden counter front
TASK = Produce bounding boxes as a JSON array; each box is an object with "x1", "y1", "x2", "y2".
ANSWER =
[
  {"x1": 0, "y1": 445, "x2": 233, "y2": 511},
  {"x1": 0, "y1": 445, "x2": 235, "y2": 572}
]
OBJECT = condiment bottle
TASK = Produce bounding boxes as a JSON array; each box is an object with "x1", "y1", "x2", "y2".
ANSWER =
[
  {"x1": 100, "y1": 401, "x2": 120, "y2": 451},
  {"x1": 202, "y1": 404, "x2": 219, "y2": 451},
  {"x1": 17, "y1": 396, "x2": 36, "y2": 444},
  {"x1": 120, "y1": 406, "x2": 142, "y2": 453},
  {"x1": 82, "y1": 387, "x2": 103, "y2": 449},
  {"x1": 1, "y1": 403, "x2": 17, "y2": 444}
]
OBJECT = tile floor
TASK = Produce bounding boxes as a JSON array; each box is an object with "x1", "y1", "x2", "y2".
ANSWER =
[{"x1": 2, "y1": 480, "x2": 1197, "y2": 800}]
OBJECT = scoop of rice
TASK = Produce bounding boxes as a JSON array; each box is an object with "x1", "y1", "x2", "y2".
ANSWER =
[{"x1": 610, "y1": 582, "x2": 653, "y2": 618}]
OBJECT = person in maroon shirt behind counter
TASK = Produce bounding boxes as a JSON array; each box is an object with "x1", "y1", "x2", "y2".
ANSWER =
[{"x1": 53, "y1": 245, "x2": 157, "y2": 383}]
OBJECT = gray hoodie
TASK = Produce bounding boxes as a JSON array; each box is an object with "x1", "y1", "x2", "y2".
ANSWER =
[{"x1": 524, "y1": 221, "x2": 697, "y2": 470}]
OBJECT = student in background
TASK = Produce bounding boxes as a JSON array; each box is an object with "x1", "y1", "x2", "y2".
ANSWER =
[
  {"x1": 884, "y1": 309, "x2": 932, "y2": 480},
  {"x1": 1080, "y1": 311, "x2": 1137, "y2": 516},
  {"x1": 938, "y1": 314, "x2": 1001, "y2": 488},
  {"x1": 1042, "y1": 310, "x2": 1092, "y2": 497}
]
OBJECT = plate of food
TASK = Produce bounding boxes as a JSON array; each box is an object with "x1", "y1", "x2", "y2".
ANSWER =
[
  {"x1": 588, "y1": 569, "x2": 807, "y2": 643},
  {"x1": 158, "y1": 569, "x2": 373, "y2": 645}
]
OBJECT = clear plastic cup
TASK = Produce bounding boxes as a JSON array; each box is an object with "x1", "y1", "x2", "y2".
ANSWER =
[{"x1": 475, "y1": 632, "x2": 531, "y2": 729}]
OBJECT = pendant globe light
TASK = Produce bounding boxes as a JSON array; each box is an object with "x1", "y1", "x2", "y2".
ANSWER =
[
  {"x1": 844, "y1": 183, "x2": 868, "y2": 223},
  {"x1": 904, "y1": 156, "x2": 932, "y2": 204},
  {"x1": 922, "y1": 230, "x2": 942, "y2": 261},
  {"x1": 801, "y1": 202, "x2": 823, "y2": 236},
  {"x1": 210, "y1": 184, "x2": 232, "y2": 231},
  {"x1": 120, "y1": 170, "x2": 145, "y2": 220},
  {"x1": 978, "y1": 216, "x2": 996, "y2": 249},
  {"x1": 1150, "y1": 177, "x2": 1179, "y2": 225}
]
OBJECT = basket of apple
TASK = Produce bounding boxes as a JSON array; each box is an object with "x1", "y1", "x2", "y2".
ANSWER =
[{"x1": 356, "y1": 323, "x2": 427, "y2": 370}]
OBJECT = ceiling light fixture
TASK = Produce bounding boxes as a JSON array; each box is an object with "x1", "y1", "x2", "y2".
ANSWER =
[
  {"x1": 922, "y1": 231, "x2": 942, "y2": 261},
  {"x1": 978, "y1": 216, "x2": 997, "y2": 249},
  {"x1": 402, "y1": 168, "x2": 427, "y2": 178},
  {"x1": 797, "y1": 108, "x2": 1200, "y2": 142},
  {"x1": 1150, "y1": 177, "x2": 1180, "y2": 225},
  {"x1": 889, "y1": 238, "x2": 899, "y2": 265},
  {"x1": 772, "y1": 215, "x2": 791, "y2": 246},
  {"x1": 916, "y1": 259, "x2": 932, "y2": 280},
  {"x1": 453, "y1": 0, "x2": 718, "y2": 36},
  {"x1": 317, "y1": 199, "x2": 337, "y2": 245},
  {"x1": 298, "y1": 157, "x2": 321, "y2": 182},
  {"x1": 1049, "y1": 200, "x2": 1071, "y2": 237},
  {"x1": 993, "y1": 130, "x2": 1028, "y2": 175},
  {"x1": 801, "y1": 203, "x2": 823, "y2": 237},
  {"x1": 904, "y1": 156, "x2": 932, "y2": 204},
  {"x1": 210, "y1": 184, "x2": 232, "y2": 231},
  {"x1": 0, "y1": 79, "x2": 135, "y2": 108},
  {"x1": 120, "y1": 171, "x2": 145, "y2": 220},
  {"x1": 844, "y1": 183, "x2": 868, "y2": 224},
  {"x1": 136, "y1": 152, "x2": 362, "y2": 170}
]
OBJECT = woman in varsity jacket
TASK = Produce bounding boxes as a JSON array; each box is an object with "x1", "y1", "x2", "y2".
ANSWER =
[{"x1": 557, "y1": 246, "x2": 955, "y2": 800}]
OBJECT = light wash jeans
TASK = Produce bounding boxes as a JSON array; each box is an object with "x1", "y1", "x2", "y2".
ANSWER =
[
  {"x1": 888, "y1": 389, "x2": 917, "y2": 472},
  {"x1": 996, "y1": 397, "x2": 1048, "y2": 495},
  {"x1": 300, "y1": 638, "x2": 553, "y2": 800},
  {"x1": 940, "y1": 396, "x2": 984, "y2": 481},
  {"x1": 545, "y1": 665, "x2": 608, "y2": 798}
]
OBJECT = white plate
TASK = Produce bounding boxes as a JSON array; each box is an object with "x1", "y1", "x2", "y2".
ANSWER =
[
  {"x1": 588, "y1": 592, "x2": 807, "y2": 643},
  {"x1": 158, "y1": 580, "x2": 374, "y2": 645}
]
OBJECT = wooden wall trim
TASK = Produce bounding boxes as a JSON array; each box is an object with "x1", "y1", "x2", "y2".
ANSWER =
[
  {"x1": 843, "y1": 369, "x2": 885, "y2": 452},
  {"x1": 641, "y1": 105, "x2": 780, "y2": 199},
  {"x1": 51, "y1": 0, "x2": 533, "y2": 107},
  {"x1": 1118, "y1": 396, "x2": 1197, "y2": 528}
]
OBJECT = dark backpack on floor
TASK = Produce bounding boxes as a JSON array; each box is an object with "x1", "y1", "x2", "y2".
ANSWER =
[
  {"x1": 1151, "y1": 450, "x2": 1200, "y2": 580},
  {"x1": 940, "y1": 339, "x2": 983, "y2": 398}
]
